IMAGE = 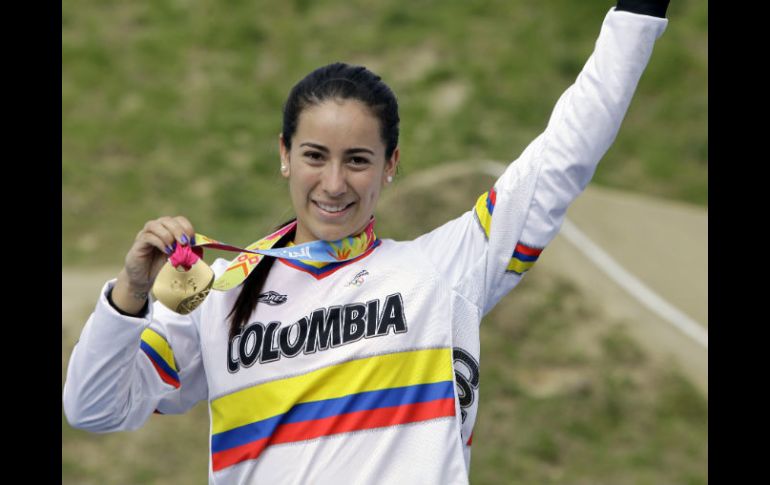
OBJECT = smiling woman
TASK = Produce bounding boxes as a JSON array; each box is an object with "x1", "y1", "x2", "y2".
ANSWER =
[
  {"x1": 63, "y1": 2, "x2": 671, "y2": 484},
  {"x1": 280, "y1": 97, "x2": 399, "y2": 244},
  {"x1": 276, "y1": 62, "x2": 400, "y2": 248}
]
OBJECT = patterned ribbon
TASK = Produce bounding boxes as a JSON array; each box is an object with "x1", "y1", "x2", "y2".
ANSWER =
[{"x1": 190, "y1": 219, "x2": 377, "y2": 291}]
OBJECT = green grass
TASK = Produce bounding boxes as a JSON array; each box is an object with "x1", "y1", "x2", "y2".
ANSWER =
[
  {"x1": 62, "y1": 0, "x2": 707, "y2": 266},
  {"x1": 62, "y1": 404, "x2": 210, "y2": 485},
  {"x1": 471, "y1": 271, "x2": 707, "y2": 485}
]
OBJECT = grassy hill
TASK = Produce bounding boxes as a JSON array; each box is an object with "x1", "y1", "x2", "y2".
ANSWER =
[{"x1": 62, "y1": 0, "x2": 707, "y2": 266}]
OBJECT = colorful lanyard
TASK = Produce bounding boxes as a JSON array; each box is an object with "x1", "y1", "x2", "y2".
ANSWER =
[{"x1": 191, "y1": 219, "x2": 377, "y2": 291}]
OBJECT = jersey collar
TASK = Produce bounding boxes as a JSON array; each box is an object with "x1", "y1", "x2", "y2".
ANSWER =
[{"x1": 280, "y1": 218, "x2": 380, "y2": 279}]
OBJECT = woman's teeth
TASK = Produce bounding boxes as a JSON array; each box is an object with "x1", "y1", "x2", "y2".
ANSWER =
[{"x1": 317, "y1": 202, "x2": 349, "y2": 213}]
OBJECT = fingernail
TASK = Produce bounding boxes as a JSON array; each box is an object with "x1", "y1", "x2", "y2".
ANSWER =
[
  {"x1": 172, "y1": 241, "x2": 177, "y2": 250},
  {"x1": 165, "y1": 245, "x2": 172, "y2": 255},
  {"x1": 181, "y1": 234, "x2": 189, "y2": 245}
]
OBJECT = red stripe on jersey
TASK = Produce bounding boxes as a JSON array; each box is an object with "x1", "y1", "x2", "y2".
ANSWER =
[
  {"x1": 514, "y1": 243, "x2": 543, "y2": 257},
  {"x1": 147, "y1": 357, "x2": 180, "y2": 388},
  {"x1": 212, "y1": 397, "x2": 455, "y2": 471},
  {"x1": 212, "y1": 437, "x2": 269, "y2": 472}
]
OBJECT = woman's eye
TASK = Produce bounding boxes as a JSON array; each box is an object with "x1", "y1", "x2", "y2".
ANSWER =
[
  {"x1": 349, "y1": 157, "x2": 370, "y2": 166},
  {"x1": 304, "y1": 152, "x2": 323, "y2": 161}
]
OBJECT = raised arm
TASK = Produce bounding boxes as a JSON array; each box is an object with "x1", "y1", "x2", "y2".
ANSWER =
[
  {"x1": 415, "y1": 2, "x2": 669, "y2": 315},
  {"x1": 515, "y1": 0, "x2": 670, "y2": 249}
]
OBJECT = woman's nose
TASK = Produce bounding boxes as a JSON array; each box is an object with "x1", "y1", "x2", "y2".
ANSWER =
[{"x1": 320, "y1": 164, "x2": 347, "y2": 197}]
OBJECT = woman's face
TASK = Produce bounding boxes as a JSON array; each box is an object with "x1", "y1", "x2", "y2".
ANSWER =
[{"x1": 279, "y1": 98, "x2": 399, "y2": 244}]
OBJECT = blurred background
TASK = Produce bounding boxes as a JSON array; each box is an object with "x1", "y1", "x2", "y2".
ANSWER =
[{"x1": 62, "y1": 0, "x2": 707, "y2": 483}]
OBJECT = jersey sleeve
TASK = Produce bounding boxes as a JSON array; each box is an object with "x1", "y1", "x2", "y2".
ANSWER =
[
  {"x1": 413, "y1": 8, "x2": 668, "y2": 316},
  {"x1": 62, "y1": 276, "x2": 210, "y2": 433}
]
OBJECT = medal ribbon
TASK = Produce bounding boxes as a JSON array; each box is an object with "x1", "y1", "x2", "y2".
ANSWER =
[{"x1": 188, "y1": 218, "x2": 377, "y2": 291}]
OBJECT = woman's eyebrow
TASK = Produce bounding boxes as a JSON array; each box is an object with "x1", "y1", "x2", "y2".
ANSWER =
[{"x1": 299, "y1": 142, "x2": 374, "y2": 155}]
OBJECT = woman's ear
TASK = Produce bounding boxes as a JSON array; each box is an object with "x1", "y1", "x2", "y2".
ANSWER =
[
  {"x1": 384, "y1": 146, "x2": 400, "y2": 184},
  {"x1": 279, "y1": 133, "x2": 290, "y2": 178}
]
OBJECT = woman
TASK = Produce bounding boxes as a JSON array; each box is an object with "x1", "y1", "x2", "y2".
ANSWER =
[{"x1": 63, "y1": 1, "x2": 670, "y2": 483}]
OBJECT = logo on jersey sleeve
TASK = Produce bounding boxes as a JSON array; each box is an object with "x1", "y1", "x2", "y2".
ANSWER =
[{"x1": 228, "y1": 293, "x2": 407, "y2": 372}]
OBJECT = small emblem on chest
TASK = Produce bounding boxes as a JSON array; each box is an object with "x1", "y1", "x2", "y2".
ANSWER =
[
  {"x1": 346, "y1": 269, "x2": 369, "y2": 287},
  {"x1": 257, "y1": 291, "x2": 288, "y2": 306}
]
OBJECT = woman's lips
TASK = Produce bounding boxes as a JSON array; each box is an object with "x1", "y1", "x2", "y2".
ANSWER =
[{"x1": 312, "y1": 200, "x2": 355, "y2": 218}]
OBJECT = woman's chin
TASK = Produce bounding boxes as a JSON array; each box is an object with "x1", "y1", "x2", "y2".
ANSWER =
[
  {"x1": 296, "y1": 222, "x2": 352, "y2": 243},
  {"x1": 316, "y1": 229, "x2": 349, "y2": 242},
  {"x1": 295, "y1": 211, "x2": 373, "y2": 243}
]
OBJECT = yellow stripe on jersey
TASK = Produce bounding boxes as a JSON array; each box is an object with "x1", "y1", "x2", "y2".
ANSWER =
[
  {"x1": 210, "y1": 348, "x2": 454, "y2": 434},
  {"x1": 473, "y1": 188, "x2": 496, "y2": 239},
  {"x1": 506, "y1": 258, "x2": 536, "y2": 274},
  {"x1": 140, "y1": 327, "x2": 178, "y2": 372}
]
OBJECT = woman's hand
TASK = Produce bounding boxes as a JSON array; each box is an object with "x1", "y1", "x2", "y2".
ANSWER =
[{"x1": 111, "y1": 216, "x2": 196, "y2": 315}]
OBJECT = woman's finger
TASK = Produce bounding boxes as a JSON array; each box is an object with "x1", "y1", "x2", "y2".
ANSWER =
[
  {"x1": 156, "y1": 216, "x2": 195, "y2": 246},
  {"x1": 142, "y1": 218, "x2": 180, "y2": 250},
  {"x1": 172, "y1": 215, "x2": 196, "y2": 244}
]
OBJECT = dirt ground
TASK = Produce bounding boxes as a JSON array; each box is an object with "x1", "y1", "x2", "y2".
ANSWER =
[{"x1": 538, "y1": 184, "x2": 707, "y2": 395}]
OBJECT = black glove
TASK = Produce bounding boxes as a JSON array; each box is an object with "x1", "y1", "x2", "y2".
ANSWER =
[{"x1": 616, "y1": 0, "x2": 670, "y2": 18}]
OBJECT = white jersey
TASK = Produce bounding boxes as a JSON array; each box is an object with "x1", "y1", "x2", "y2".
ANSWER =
[{"x1": 63, "y1": 9, "x2": 667, "y2": 484}]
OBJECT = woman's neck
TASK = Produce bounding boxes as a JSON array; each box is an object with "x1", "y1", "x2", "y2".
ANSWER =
[{"x1": 292, "y1": 218, "x2": 374, "y2": 245}]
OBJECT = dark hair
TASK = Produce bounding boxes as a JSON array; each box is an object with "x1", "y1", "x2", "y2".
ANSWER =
[
  {"x1": 282, "y1": 62, "x2": 400, "y2": 160},
  {"x1": 228, "y1": 62, "x2": 400, "y2": 339}
]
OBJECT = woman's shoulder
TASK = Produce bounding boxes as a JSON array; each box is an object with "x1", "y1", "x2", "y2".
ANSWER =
[
  {"x1": 375, "y1": 237, "x2": 417, "y2": 250},
  {"x1": 370, "y1": 238, "x2": 432, "y2": 267}
]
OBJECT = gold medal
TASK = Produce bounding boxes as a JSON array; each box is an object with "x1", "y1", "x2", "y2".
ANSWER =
[
  {"x1": 150, "y1": 219, "x2": 376, "y2": 314},
  {"x1": 151, "y1": 259, "x2": 215, "y2": 315}
]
